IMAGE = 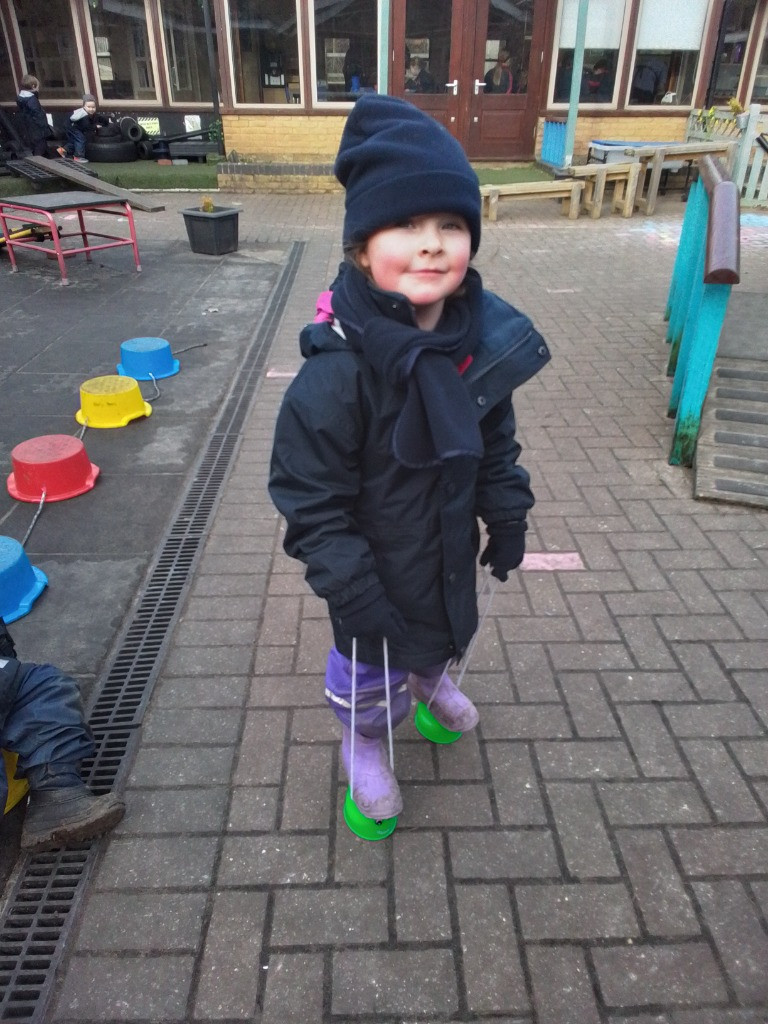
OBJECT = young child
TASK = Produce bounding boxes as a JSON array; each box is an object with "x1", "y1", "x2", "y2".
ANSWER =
[
  {"x1": 16, "y1": 74, "x2": 52, "y2": 157},
  {"x1": 1, "y1": 617, "x2": 125, "y2": 852},
  {"x1": 269, "y1": 95, "x2": 550, "y2": 821},
  {"x1": 59, "y1": 93, "x2": 107, "y2": 163}
]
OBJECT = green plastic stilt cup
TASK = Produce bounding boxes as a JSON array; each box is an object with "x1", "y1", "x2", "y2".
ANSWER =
[
  {"x1": 414, "y1": 701, "x2": 463, "y2": 744},
  {"x1": 343, "y1": 786, "x2": 398, "y2": 841}
]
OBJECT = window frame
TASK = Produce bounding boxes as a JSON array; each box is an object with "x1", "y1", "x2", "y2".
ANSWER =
[
  {"x1": 309, "y1": 0, "x2": 377, "y2": 110},
  {"x1": 82, "y1": 0, "x2": 162, "y2": 106},
  {"x1": 548, "y1": 0, "x2": 632, "y2": 111},
  {"x1": 223, "y1": 0, "x2": 306, "y2": 109}
]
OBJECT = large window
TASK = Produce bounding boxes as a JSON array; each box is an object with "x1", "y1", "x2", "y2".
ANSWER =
[
  {"x1": 404, "y1": 1, "x2": 450, "y2": 95},
  {"x1": 160, "y1": 0, "x2": 216, "y2": 103},
  {"x1": 482, "y1": 0, "x2": 534, "y2": 96},
  {"x1": 12, "y1": 0, "x2": 83, "y2": 98},
  {"x1": 230, "y1": 0, "x2": 301, "y2": 104},
  {"x1": 553, "y1": 0, "x2": 626, "y2": 104},
  {"x1": 629, "y1": 0, "x2": 707, "y2": 106},
  {"x1": 0, "y1": 24, "x2": 15, "y2": 99},
  {"x1": 710, "y1": 0, "x2": 757, "y2": 105},
  {"x1": 86, "y1": 0, "x2": 157, "y2": 101},
  {"x1": 313, "y1": 0, "x2": 376, "y2": 102},
  {"x1": 752, "y1": 13, "x2": 768, "y2": 103}
]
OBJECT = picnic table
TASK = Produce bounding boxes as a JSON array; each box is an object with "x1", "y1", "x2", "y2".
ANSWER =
[{"x1": 612, "y1": 140, "x2": 738, "y2": 215}]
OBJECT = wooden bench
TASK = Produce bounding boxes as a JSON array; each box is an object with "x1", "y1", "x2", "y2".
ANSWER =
[
  {"x1": 623, "y1": 141, "x2": 738, "y2": 215},
  {"x1": 561, "y1": 161, "x2": 642, "y2": 218},
  {"x1": 480, "y1": 179, "x2": 585, "y2": 221}
]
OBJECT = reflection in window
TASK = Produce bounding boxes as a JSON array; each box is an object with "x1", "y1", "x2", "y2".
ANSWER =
[
  {"x1": 553, "y1": 0, "x2": 625, "y2": 104},
  {"x1": 630, "y1": 0, "x2": 707, "y2": 105},
  {"x1": 86, "y1": 0, "x2": 156, "y2": 101},
  {"x1": 710, "y1": 0, "x2": 756, "y2": 105},
  {"x1": 404, "y1": 2, "x2": 450, "y2": 95},
  {"x1": 12, "y1": 0, "x2": 83, "y2": 98},
  {"x1": 483, "y1": 0, "x2": 533, "y2": 95},
  {"x1": 752, "y1": 16, "x2": 768, "y2": 103},
  {"x1": 0, "y1": 25, "x2": 15, "y2": 99},
  {"x1": 160, "y1": 0, "x2": 216, "y2": 103},
  {"x1": 314, "y1": 0, "x2": 376, "y2": 102},
  {"x1": 230, "y1": 0, "x2": 300, "y2": 104}
]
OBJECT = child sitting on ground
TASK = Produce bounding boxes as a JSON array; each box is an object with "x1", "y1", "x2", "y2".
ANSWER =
[
  {"x1": 1, "y1": 617, "x2": 125, "y2": 852},
  {"x1": 269, "y1": 95, "x2": 550, "y2": 823}
]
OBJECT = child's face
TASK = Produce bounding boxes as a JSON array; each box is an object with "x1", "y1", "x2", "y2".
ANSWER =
[
  {"x1": 84, "y1": 101, "x2": 97, "y2": 115},
  {"x1": 358, "y1": 213, "x2": 471, "y2": 330}
]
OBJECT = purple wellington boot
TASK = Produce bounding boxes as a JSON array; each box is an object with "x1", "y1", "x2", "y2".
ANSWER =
[
  {"x1": 341, "y1": 726, "x2": 403, "y2": 820},
  {"x1": 407, "y1": 672, "x2": 479, "y2": 733}
]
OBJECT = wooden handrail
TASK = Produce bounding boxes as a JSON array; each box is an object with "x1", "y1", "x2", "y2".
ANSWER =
[{"x1": 699, "y1": 156, "x2": 740, "y2": 285}]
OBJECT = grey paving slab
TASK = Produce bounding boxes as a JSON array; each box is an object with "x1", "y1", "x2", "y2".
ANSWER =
[{"x1": 3, "y1": 192, "x2": 768, "y2": 1024}]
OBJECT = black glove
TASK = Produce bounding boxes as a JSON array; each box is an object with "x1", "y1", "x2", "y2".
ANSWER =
[
  {"x1": 480, "y1": 520, "x2": 527, "y2": 582},
  {"x1": 331, "y1": 584, "x2": 407, "y2": 640},
  {"x1": 0, "y1": 617, "x2": 17, "y2": 660}
]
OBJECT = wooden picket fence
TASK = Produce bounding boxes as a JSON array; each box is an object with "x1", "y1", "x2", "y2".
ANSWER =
[{"x1": 686, "y1": 105, "x2": 768, "y2": 208}]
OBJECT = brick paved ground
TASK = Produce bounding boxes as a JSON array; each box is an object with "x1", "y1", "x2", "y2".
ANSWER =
[{"x1": 45, "y1": 191, "x2": 768, "y2": 1023}]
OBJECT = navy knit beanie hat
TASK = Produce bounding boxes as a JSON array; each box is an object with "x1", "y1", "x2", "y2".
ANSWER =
[{"x1": 335, "y1": 94, "x2": 482, "y2": 255}]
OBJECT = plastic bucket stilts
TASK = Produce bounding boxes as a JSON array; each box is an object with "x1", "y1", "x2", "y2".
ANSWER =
[{"x1": 7, "y1": 434, "x2": 99, "y2": 502}]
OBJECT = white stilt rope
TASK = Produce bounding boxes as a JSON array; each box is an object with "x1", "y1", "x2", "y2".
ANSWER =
[
  {"x1": 426, "y1": 569, "x2": 499, "y2": 711},
  {"x1": 20, "y1": 488, "x2": 46, "y2": 548},
  {"x1": 382, "y1": 637, "x2": 395, "y2": 771},
  {"x1": 348, "y1": 636, "x2": 396, "y2": 815},
  {"x1": 349, "y1": 636, "x2": 357, "y2": 801}
]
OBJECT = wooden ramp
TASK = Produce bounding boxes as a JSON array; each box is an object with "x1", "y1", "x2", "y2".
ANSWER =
[
  {"x1": 694, "y1": 293, "x2": 768, "y2": 509},
  {"x1": 27, "y1": 156, "x2": 165, "y2": 213}
]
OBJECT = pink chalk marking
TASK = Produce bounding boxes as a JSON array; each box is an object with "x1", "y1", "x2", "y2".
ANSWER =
[
  {"x1": 521, "y1": 552, "x2": 584, "y2": 571},
  {"x1": 266, "y1": 369, "x2": 297, "y2": 379}
]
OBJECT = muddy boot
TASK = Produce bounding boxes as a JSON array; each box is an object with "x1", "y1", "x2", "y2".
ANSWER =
[
  {"x1": 408, "y1": 672, "x2": 479, "y2": 733},
  {"x1": 341, "y1": 726, "x2": 402, "y2": 820},
  {"x1": 21, "y1": 762, "x2": 125, "y2": 853}
]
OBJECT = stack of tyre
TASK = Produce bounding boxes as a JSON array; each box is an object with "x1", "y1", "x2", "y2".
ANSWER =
[{"x1": 84, "y1": 116, "x2": 144, "y2": 164}]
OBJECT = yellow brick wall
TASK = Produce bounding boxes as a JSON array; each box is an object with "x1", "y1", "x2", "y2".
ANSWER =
[
  {"x1": 536, "y1": 114, "x2": 688, "y2": 160},
  {"x1": 222, "y1": 114, "x2": 345, "y2": 162}
]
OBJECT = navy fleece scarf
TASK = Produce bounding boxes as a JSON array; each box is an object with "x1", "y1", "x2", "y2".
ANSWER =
[{"x1": 331, "y1": 263, "x2": 484, "y2": 468}]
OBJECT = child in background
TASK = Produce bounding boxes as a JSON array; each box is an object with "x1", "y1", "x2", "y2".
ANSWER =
[
  {"x1": 1, "y1": 618, "x2": 125, "y2": 852},
  {"x1": 58, "y1": 94, "x2": 108, "y2": 163},
  {"x1": 16, "y1": 74, "x2": 52, "y2": 156},
  {"x1": 269, "y1": 95, "x2": 549, "y2": 822}
]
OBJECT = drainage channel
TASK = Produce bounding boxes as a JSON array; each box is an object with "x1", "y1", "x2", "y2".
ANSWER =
[{"x1": 0, "y1": 240, "x2": 305, "y2": 1023}]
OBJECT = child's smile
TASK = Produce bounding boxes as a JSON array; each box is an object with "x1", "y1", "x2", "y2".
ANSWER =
[{"x1": 358, "y1": 213, "x2": 472, "y2": 330}]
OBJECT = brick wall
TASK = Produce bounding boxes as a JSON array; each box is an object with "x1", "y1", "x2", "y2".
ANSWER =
[
  {"x1": 222, "y1": 114, "x2": 345, "y2": 162},
  {"x1": 218, "y1": 111, "x2": 690, "y2": 191}
]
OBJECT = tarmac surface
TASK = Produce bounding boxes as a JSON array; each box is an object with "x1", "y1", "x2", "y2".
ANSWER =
[{"x1": 1, "y1": 187, "x2": 768, "y2": 1023}]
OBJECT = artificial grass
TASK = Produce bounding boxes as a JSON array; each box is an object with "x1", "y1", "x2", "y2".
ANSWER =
[
  {"x1": 0, "y1": 157, "x2": 218, "y2": 198},
  {"x1": 473, "y1": 163, "x2": 552, "y2": 185},
  {"x1": 0, "y1": 157, "x2": 549, "y2": 198}
]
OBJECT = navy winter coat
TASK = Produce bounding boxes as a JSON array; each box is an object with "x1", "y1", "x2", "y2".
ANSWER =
[
  {"x1": 269, "y1": 287, "x2": 550, "y2": 670},
  {"x1": 16, "y1": 90, "x2": 49, "y2": 146}
]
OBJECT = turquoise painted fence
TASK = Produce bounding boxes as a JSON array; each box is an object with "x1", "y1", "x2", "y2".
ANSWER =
[{"x1": 665, "y1": 157, "x2": 740, "y2": 467}]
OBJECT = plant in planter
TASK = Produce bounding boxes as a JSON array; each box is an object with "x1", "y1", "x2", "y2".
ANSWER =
[{"x1": 180, "y1": 195, "x2": 239, "y2": 255}]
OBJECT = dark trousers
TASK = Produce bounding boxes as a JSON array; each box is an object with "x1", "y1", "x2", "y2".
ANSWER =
[
  {"x1": 1, "y1": 659, "x2": 94, "y2": 811},
  {"x1": 65, "y1": 125, "x2": 88, "y2": 157}
]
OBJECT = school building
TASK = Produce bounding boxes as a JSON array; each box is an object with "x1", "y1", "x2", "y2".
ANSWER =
[{"x1": 2, "y1": 0, "x2": 767, "y2": 168}]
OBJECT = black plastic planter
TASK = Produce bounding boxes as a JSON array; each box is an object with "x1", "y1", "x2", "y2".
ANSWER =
[{"x1": 181, "y1": 206, "x2": 239, "y2": 255}]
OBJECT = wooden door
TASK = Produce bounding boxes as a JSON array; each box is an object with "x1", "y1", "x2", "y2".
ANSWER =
[
  {"x1": 390, "y1": 0, "x2": 465, "y2": 136},
  {"x1": 391, "y1": 0, "x2": 545, "y2": 160},
  {"x1": 466, "y1": 0, "x2": 545, "y2": 160}
]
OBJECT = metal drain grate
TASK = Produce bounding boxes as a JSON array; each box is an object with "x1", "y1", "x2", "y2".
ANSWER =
[
  {"x1": 0, "y1": 241, "x2": 304, "y2": 1023},
  {"x1": 1, "y1": 848, "x2": 96, "y2": 1022}
]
